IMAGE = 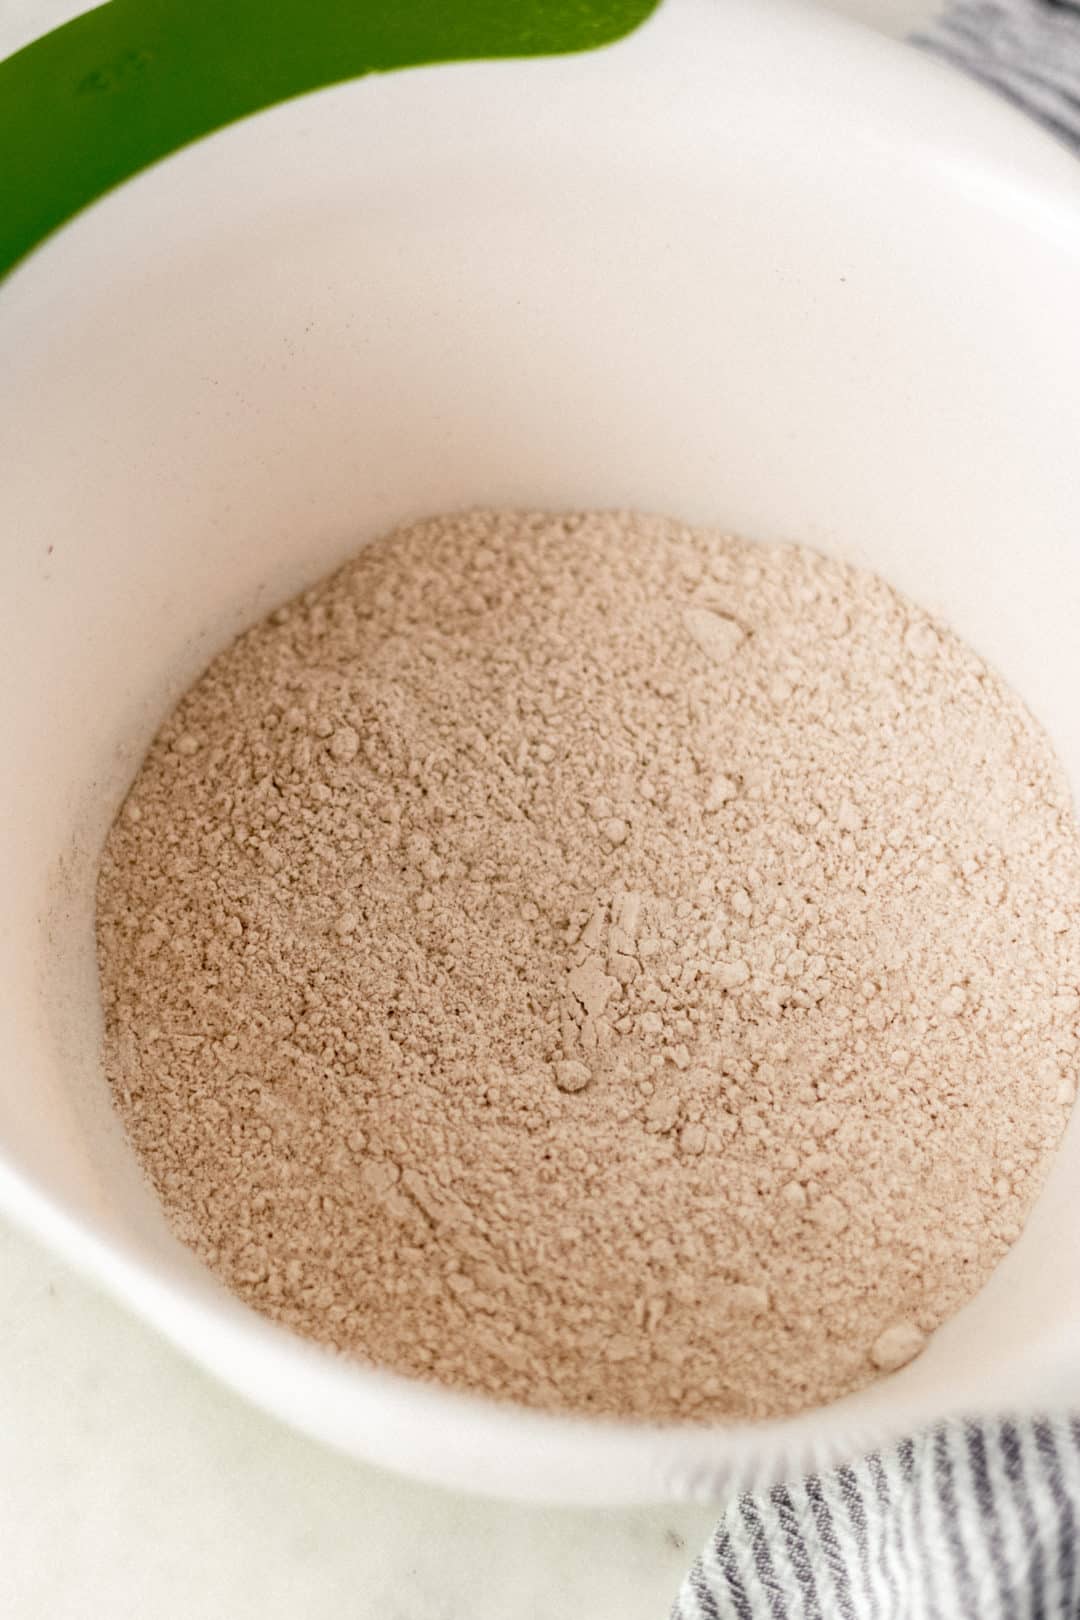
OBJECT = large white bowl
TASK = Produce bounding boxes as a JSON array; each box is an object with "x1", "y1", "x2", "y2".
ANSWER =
[{"x1": 2, "y1": 0, "x2": 1080, "y2": 1504}]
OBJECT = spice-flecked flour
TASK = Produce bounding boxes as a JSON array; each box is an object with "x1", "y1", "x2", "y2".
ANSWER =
[{"x1": 96, "y1": 511, "x2": 1080, "y2": 1420}]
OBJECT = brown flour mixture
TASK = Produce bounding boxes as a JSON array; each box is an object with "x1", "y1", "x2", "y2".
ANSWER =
[{"x1": 97, "y1": 510, "x2": 1080, "y2": 1420}]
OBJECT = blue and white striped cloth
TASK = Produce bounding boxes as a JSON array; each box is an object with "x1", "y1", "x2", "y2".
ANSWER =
[
  {"x1": 916, "y1": 0, "x2": 1080, "y2": 154},
  {"x1": 672, "y1": 1418, "x2": 1080, "y2": 1618},
  {"x1": 675, "y1": 6, "x2": 1080, "y2": 1615}
]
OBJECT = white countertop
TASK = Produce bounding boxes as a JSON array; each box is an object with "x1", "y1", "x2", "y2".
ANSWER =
[{"x1": 2, "y1": 1, "x2": 940, "y2": 1615}]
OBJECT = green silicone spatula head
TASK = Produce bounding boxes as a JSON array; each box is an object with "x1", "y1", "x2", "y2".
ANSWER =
[{"x1": 0, "y1": 0, "x2": 659, "y2": 280}]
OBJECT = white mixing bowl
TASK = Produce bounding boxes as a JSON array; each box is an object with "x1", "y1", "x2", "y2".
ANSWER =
[{"x1": 2, "y1": 0, "x2": 1080, "y2": 1504}]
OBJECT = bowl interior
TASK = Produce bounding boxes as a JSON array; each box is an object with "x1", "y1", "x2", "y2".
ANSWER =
[{"x1": 2, "y1": 0, "x2": 1080, "y2": 1501}]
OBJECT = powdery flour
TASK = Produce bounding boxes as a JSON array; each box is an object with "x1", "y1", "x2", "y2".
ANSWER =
[{"x1": 96, "y1": 511, "x2": 1080, "y2": 1420}]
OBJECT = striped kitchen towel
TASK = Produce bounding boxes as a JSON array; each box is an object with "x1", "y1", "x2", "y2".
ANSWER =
[
  {"x1": 671, "y1": 1416, "x2": 1080, "y2": 1619},
  {"x1": 916, "y1": 0, "x2": 1080, "y2": 153},
  {"x1": 674, "y1": 9, "x2": 1080, "y2": 1616}
]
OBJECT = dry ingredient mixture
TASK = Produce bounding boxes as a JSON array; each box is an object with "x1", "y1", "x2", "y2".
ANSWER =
[{"x1": 96, "y1": 510, "x2": 1080, "y2": 1420}]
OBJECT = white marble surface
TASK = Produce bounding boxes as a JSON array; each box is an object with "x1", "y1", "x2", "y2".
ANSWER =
[
  {"x1": 1, "y1": 1223, "x2": 720, "y2": 1620},
  {"x1": 2, "y1": 1, "x2": 938, "y2": 1615}
]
